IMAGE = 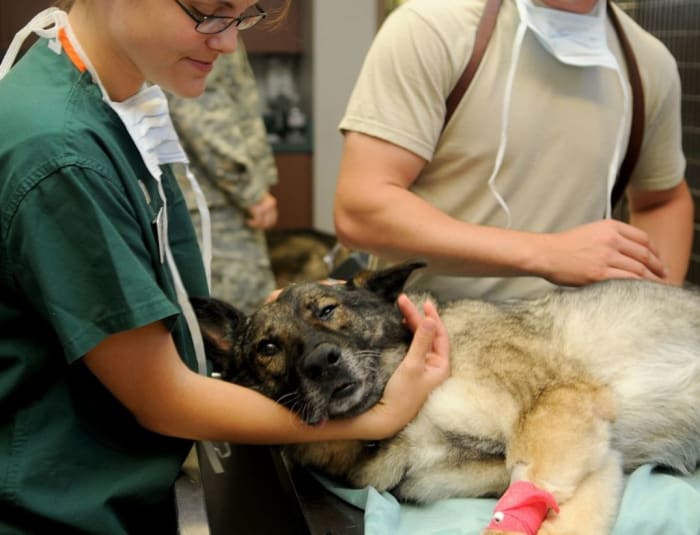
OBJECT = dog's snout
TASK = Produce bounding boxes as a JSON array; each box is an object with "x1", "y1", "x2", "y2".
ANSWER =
[{"x1": 302, "y1": 343, "x2": 341, "y2": 380}]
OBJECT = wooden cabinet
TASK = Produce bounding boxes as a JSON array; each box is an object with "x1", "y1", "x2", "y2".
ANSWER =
[
  {"x1": 270, "y1": 152, "x2": 313, "y2": 229},
  {"x1": 243, "y1": 0, "x2": 306, "y2": 54},
  {"x1": 244, "y1": 0, "x2": 314, "y2": 230},
  {"x1": 0, "y1": 1, "x2": 52, "y2": 54}
]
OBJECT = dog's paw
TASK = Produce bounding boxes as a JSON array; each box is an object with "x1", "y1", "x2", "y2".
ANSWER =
[{"x1": 481, "y1": 529, "x2": 524, "y2": 535}]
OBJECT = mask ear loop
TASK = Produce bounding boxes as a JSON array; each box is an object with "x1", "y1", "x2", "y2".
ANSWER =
[
  {"x1": 486, "y1": 19, "x2": 528, "y2": 229},
  {"x1": 604, "y1": 63, "x2": 631, "y2": 219},
  {"x1": 184, "y1": 166, "x2": 212, "y2": 289},
  {"x1": 594, "y1": 0, "x2": 630, "y2": 219},
  {"x1": 165, "y1": 242, "x2": 225, "y2": 474},
  {"x1": 0, "y1": 7, "x2": 66, "y2": 80}
]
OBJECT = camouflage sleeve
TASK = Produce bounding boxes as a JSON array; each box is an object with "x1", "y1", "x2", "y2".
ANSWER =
[{"x1": 169, "y1": 39, "x2": 279, "y2": 210}]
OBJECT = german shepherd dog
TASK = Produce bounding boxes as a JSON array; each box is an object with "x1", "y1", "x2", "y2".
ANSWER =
[{"x1": 192, "y1": 261, "x2": 700, "y2": 534}]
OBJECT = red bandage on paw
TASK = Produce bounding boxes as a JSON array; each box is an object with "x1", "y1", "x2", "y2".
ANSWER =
[{"x1": 486, "y1": 480, "x2": 560, "y2": 535}]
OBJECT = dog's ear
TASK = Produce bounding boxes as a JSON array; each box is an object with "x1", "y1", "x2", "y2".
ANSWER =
[
  {"x1": 348, "y1": 260, "x2": 427, "y2": 302},
  {"x1": 190, "y1": 296, "x2": 246, "y2": 378}
]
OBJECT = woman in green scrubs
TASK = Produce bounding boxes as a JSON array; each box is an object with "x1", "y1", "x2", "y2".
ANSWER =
[{"x1": 0, "y1": 1, "x2": 450, "y2": 532}]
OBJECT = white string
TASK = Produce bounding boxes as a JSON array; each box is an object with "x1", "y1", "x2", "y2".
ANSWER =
[
  {"x1": 184, "y1": 167, "x2": 212, "y2": 290},
  {"x1": 0, "y1": 8, "x2": 66, "y2": 80},
  {"x1": 485, "y1": 20, "x2": 528, "y2": 229},
  {"x1": 605, "y1": 65, "x2": 632, "y2": 218}
]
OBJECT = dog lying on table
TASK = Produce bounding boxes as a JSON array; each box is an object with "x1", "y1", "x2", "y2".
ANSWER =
[{"x1": 192, "y1": 261, "x2": 700, "y2": 535}]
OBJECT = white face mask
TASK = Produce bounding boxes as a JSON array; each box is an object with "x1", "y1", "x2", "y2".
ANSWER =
[
  {"x1": 515, "y1": 0, "x2": 618, "y2": 70},
  {"x1": 109, "y1": 84, "x2": 212, "y2": 278},
  {"x1": 485, "y1": 0, "x2": 630, "y2": 225},
  {"x1": 110, "y1": 86, "x2": 189, "y2": 175}
]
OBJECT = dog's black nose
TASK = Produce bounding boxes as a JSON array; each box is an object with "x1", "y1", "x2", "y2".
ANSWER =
[{"x1": 302, "y1": 342, "x2": 341, "y2": 380}]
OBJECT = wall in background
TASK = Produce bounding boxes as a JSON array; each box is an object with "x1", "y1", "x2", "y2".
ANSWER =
[{"x1": 311, "y1": 0, "x2": 378, "y2": 233}]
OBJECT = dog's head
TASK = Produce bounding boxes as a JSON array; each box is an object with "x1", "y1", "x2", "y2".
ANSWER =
[{"x1": 192, "y1": 261, "x2": 426, "y2": 425}]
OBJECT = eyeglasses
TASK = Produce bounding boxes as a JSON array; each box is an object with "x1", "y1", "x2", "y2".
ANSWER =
[{"x1": 175, "y1": 0, "x2": 267, "y2": 35}]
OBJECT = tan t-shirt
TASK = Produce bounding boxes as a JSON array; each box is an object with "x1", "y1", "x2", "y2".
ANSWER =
[{"x1": 339, "y1": 0, "x2": 685, "y2": 301}]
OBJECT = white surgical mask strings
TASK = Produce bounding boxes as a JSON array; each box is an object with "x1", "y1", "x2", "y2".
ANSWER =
[
  {"x1": 490, "y1": 0, "x2": 631, "y2": 224},
  {"x1": 485, "y1": 19, "x2": 528, "y2": 229}
]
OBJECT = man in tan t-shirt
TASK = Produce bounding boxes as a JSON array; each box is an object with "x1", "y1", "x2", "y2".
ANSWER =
[{"x1": 335, "y1": 0, "x2": 693, "y2": 302}]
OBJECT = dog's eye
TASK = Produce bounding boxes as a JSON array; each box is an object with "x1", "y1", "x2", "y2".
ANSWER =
[
  {"x1": 316, "y1": 304, "x2": 337, "y2": 321},
  {"x1": 257, "y1": 339, "x2": 279, "y2": 357}
]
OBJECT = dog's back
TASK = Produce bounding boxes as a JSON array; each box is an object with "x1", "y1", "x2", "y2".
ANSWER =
[
  {"x1": 438, "y1": 279, "x2": 700, "y2": 475},
  {"x1": 545, "y1": 280, "x2": 700, "y2": 473}
]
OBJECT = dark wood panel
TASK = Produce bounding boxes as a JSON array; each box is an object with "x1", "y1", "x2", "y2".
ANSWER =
[
  {"x1": 243, "y1": 0, "x2": 305, "y2": 54},
  {"x1": 270, "y1": 152, "x2": 313, "y2": 229},
  {"x1": 0, "y1": 1, "x2": 52, "y2": 55}
]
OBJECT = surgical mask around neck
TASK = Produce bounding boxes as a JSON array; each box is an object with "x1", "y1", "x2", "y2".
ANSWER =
[
  {"x1": 106, "y1": 84, "x2": 211, "y2": 274},
  {"x1": 484, "y1": 0, "x2": 630, "y2": 225},
  {"x1": 515, "y1": 0, "x2": 618, "y2": 69}
]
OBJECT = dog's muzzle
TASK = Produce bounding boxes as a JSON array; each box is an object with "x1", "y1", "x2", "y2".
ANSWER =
[
  {"x1": 302, "y1": 342, "x2": 342, "y2": 381},
  {"x1": 300, "y1": 343, "x2": 358, "y2": 405}
]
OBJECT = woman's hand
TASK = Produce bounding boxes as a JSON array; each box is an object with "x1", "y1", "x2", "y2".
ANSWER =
[{"x1": 351, "y1": 294, "x2": 450, "y2": 440}]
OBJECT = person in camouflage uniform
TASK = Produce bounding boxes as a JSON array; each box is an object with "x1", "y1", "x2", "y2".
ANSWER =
[{"x1": 168, "y1": 38, "x2": 278, "y2": 314}]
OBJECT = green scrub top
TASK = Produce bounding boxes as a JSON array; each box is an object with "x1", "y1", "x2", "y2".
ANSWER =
[{"x1": 0, "y1": 37, "x2": 209, "y2": 534}]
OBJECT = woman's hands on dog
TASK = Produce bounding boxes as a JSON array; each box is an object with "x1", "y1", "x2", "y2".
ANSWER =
[{"x1": 352, "y1": 294, "x2": 451, "y2": 440}]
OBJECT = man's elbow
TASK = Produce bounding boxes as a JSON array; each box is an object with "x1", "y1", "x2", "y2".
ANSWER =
[{"x1": 333, "y1": 209, "x2": 363, "y2": 250}]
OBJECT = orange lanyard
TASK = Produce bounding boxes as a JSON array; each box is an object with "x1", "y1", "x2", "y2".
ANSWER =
[{"x1": 58, "y1": 27, "x2": 86, "y2": 72}]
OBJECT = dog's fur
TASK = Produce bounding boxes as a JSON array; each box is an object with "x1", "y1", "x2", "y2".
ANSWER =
[
  {"x1": 193, "y1": 262, "x2": 700, "y2": 534},
  {"x1": 265, "y1": 228, "x2": 349, "y2": 287}
]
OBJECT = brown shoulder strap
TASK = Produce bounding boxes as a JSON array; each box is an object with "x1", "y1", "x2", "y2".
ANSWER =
[
  {"x1": 607, "y1": 0, "x2": 645, "y2": 208},
  {"x1": 443, "y1": 0, "x2": 644, "y2": 209},
  {"x1": 443, "y1": 0, "x2": 502, "y2": 130}
]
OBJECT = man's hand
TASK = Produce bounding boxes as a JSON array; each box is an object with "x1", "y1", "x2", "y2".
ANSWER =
[{"x1": 539, "y1": 220, "x2": 668, "y2": 286}]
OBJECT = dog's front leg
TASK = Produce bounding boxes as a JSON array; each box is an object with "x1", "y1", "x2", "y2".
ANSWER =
[
  {"x1": 536, "y1": 450, "x2": 623, "y2": 535},
  {"x1": 484, "y1": 383, "x2": 623, "y2": 535}
]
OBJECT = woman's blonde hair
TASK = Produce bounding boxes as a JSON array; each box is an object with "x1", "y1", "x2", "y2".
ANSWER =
[{"x1": 257, "y1": 1, "x2": 293, "y2": 29}]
